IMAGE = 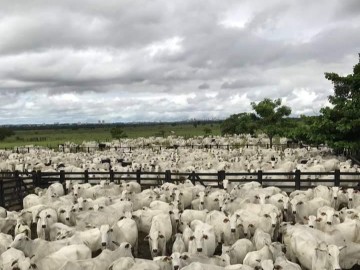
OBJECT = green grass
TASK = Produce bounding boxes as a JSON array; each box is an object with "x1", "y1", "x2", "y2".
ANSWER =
[{"x1": 0, "y1": 123, "x2": 222, "y2": 149}]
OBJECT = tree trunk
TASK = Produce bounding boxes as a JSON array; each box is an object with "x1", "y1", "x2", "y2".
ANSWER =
[{"x1": 269, "y1": 136, "x2": 273, "y2": 148}]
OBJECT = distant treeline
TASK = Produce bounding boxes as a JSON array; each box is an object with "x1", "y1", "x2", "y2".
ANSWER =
[{"x1": 1, "y1": 120, "x2": 223, "y2": 131}]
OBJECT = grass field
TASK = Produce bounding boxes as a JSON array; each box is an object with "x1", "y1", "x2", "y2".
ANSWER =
[{"x1": 0, "y1": 123, "x2": 222, "y2": 149}]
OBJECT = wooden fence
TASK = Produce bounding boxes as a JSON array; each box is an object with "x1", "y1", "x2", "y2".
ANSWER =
[
  {"x1": 1, "y1": 170, "x2": 359, "y2": 211},
  {"x1": 3, "y1": 142, "x2": 307, "y2": 153}
]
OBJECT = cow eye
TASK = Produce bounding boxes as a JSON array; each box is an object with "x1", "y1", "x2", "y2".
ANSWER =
[
  {"x1": 249, "y1": 224, "x2": 254, "y2": 227},
  {"x1": 36, "y1": 216, "x2": 40, "y2": 219},
  {"x1": 265, "y1": 196, "x2": 270, "y2": 199},
  {"x1": 189, "y1": 236, "x2": 195, "y2": 240},
  {"x1": 46, "y1": 215, "x2": 51, "y2": 218},
  {"x1": 60, "y1": 210, "x2": 65, "y2": 213},
  {"x1": 334, "y1": 214, "x2": 339, "y2": 217},
  {"x1": 89, "y1": 207, "x2": 94, "y2": 210},
  {"x1": 278, "y1": 199, "x2": 283, "y2": 203},
  {"x1": 321, "y1": 212, "x2": 326, "y2": 216}
]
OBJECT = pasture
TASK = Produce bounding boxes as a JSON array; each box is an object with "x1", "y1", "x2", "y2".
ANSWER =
[{"x1": 0, "y1": 122, "x2": 221, "y2": 149}]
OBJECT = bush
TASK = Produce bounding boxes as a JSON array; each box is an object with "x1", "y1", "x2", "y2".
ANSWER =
[
  {"x1": 0, "y1": 128, "x2": 15, "y2": 141},
  {"x1": 110, "y1": 127, "x2": 128, "y2": 139}
]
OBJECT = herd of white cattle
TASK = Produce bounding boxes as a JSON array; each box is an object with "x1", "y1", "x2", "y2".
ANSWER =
[
  {"x1": 1, "y1": 177, "x2": 360, "y2": 270},
  {"x1": 0, "y1": 136, "x2": 360, "y2": 269},
  {"x1": 0, "y1": 136, "x2": 358, "y2": 184}
]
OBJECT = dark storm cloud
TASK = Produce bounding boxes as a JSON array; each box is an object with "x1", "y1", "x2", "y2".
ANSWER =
[
  {"x1": 0, "y1": 0, "x2": 359, "y2": 124},
  {"x1": 198, "y1": 83, "x2": 210, "y2": 90}
]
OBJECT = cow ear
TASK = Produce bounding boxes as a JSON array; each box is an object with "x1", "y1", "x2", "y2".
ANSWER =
[
  {"x1": 339, "y1": 246, "x2": 347, "y2": 251},
  {"x1": 125, "y1": 243, "x2": 130, "y2": 249},
  {"x1": 223, "y1": 218, "x2": 229, "y2": 223},
  {"x1": 169, "y1": 211, "x2": 174, "y2": 215},
  {"x1": 144, "y1": 235, "x2": 150, "y2": 241},
  {"x1": 11, "y1": 260, "x2": 18, "y2": 266}
]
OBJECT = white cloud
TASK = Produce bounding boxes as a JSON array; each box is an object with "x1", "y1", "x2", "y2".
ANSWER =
[{"x1": 0, "y1": 0, "x2": 358, "y2": 124}]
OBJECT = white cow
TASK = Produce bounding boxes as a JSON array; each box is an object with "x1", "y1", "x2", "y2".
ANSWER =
[{"x1": 145, "y1": 213, "x2": 172, "y2": 258}]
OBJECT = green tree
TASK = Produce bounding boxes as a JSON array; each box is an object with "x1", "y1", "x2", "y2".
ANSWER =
[
  {"x1": 221, "y1": 113, "x2": 258, "y2": 135},
  {"x1": 285, "y1": 115, "x2": 316, "y2": 143},
  {"x1": 0, "y1": 128, "x2": 14, "y2": 141},
  {"x1": 157, "y1": 129, "x2": 166, "y2": 138},
  {"x1": 110, "y1": 127, "x2": 127, "y2": 139},
  {"x1": 251, "y1": 98, "x2": 291, "y2": 148},
  {"x1": 312, "y1": 54, "x2": 360, "y2": 153},
  {"x1": 203, "y1": 127, "x2": 212, "y2": 136}
]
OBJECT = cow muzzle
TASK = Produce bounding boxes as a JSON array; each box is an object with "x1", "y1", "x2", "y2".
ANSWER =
[
  {"x1": 197, "y1": 248, "x2": 202, "y2": 252},
  {"x1": 231, "y1": 229, "x2": 236, "y2": 233},
  {"x1": 42, "y1": 225, "x2": 46, "y2": 229}
]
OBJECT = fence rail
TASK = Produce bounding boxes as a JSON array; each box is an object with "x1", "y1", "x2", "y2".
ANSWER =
[
  {"x1": 1, "y1": 169, "x2": 360, "y2": 210},
  {"x1": 2, "y1": 142, "x2": 313, "y2": 153}
]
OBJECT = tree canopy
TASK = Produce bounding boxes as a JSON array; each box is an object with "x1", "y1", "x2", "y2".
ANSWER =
[
  {"x1": 221, "y1": 99, "x2": 291, "y2": 147},
  {"x1": 311, "y1": 54, "x2": 360, "y2": 152},
  {"x1": 0, "y1": 128, "x2": 15, "y2": 141},
  {"x1": 110, "y1": 127, "x2": 128, "y2": 139},
  {"x1": 251, "y1": 98, "x2": 291, "y2": 147},
  {"x1": 221, "y1": 113, "x2": 258, "y2": 136}
]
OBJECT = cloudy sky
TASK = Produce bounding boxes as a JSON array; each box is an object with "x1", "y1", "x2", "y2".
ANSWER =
[{"x1": 0, "y1": 0, "x2": 359, "y2": 124}]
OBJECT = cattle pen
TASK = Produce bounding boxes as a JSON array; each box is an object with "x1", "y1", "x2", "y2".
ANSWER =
[{"x1": 1, "y1": 169, "x2": 359, "y2": 211}]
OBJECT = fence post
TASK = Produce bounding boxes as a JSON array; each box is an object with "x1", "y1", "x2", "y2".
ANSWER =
[
  {"x1": 136, "y1": 169, "x2": 141, "y2": 185},
  {"x1": 165, "y1": 170, "x2": 171, "y2": 183},
  {"x1": 257, "y1": 170, "x2": 263, "y2": 185},
  {"x1": 189, "y1": 171, "x2": 196, "y2": 185},
  {"x1": 37, "y1": 170, "x2": 42, "y2": 187},
  {"x1": 0, "y1": 179, "x2": 4, "y2": 207},
  {"x1": 295, "y1": 170, "x2": 301, "y2": 190},
  {"x1": 109, "y1": 170, "x2": 114, "y2": 183},
  {"x1": 60, "y1": 170, "x2": 65, "y2": 193},
  {"x1": 334, "y1": 169, "x2": 340, "y2": 187},
  {"x1": 14, "y1": 171, "x2": 23, "y2": 207},
  {"x1": 32, "y1": 170, "x2": 38, "y2": 187},
  {"x1": 217, "y1": 170, "x2": 225, "y2": 188},
  {"x1": 84, "y1": 170, "x2": 89, "y2": 183}
]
